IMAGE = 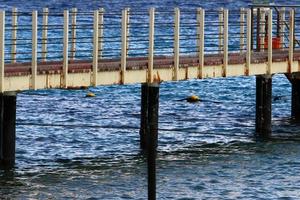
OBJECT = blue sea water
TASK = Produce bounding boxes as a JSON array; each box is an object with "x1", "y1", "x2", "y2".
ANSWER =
[{"x1": 1, "y1": 0, "x2": 300, "y2": 199}]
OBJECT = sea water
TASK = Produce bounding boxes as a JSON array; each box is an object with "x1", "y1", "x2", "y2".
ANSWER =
[{"x1": 1, "y1": 0, "x2": 300, "y2": 199}]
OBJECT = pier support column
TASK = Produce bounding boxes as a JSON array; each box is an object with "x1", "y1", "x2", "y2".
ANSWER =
[
  {"x1": 291, "y1": 77, "x2": 300, "y2": 120},
  {"x1": 139, "y1": 83, "x2": 149, "y2": 150},
  {"x1": 0, "y1": 92, "x2": 17, "y2": 169},
  {"x1": 140, "y1": 83, "x2": 159, "y2": 200},
  {"x1": 256, "y1": 75, "x2": 272, "y2": 138},
  {"x1": 147, "y1": 83, "x2": 159, "y2": 200}
]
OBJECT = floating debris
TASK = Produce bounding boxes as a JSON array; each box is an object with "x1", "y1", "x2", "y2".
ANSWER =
[
  {"x1": 186, "y1": 95, "x2": 200, "y2": 103},
  {"x1": 178, "y1": 95, "x2": 201, "y2": 103},
  {"x1": 85, "y1": 92, "x2": 96, "y2": 97}
]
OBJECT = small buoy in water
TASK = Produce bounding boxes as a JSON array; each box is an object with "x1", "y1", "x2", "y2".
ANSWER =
[
  {"x1": 86, "y1": 92, "x2": 96, "y2": 97},
  {"x1": 186, "y1": 95, "x2": 200, "y2": 103}
]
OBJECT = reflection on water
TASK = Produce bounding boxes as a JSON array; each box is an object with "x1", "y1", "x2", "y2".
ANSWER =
[{"x1": 1, "y1": 139, "x2": 300, "y2": 199}]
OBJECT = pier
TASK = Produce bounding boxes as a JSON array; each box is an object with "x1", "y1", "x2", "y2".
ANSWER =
[{"x1": 0, "y1": 4, "x2": 300, "y2": 199}]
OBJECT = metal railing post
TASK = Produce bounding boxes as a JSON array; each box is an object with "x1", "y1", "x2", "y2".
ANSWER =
[
  {"x1": 31, "y1": 11, "x2": 38, "y2": 90},
  {"x1": 121, "y1": 9, "x2": 128, "y2": 84},
  {"x1": 174, "y1": 8, "x2": 180, "y2": 81},
  {"x1": 92, "y1": 10, "x2": 99, "y2": 86},
  {"x1": 289, "y1": 9, "x2": 295, "y2": 73},
  {"x1": 267, "y1": 9, "x2": 272, "y2": 74},
  {"x1": 63, "y1": 10, "x2": 69, "y2": 88},
  {"x1": 197, "y1": 8, "x2": 205, "y2": 79},
  {"x1": 223, "y1": 9, "x2": 228, "y2": 77},
  {"x1": 148, "y1": 8, "x2": 155, "y2": 83},
  {"x1": 246, "y1": 9, "x2": 252, "y2": 76}
]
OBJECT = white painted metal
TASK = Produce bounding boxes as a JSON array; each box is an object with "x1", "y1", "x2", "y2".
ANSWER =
[
  {"x1": 148, "y1": 8, "x2": 155, "y2": 83},
  {"x1": 174, "y1": 8, "x2": 180, "y2": 81},
  {"x1": 246, "y1": 9, "x2": 252, "y2": 75},
  {"x1": 267, "y1": 9, "x2": 272, "y2": 74},
  {"x1": 92, "y1": 10, "x2": 99, "y2": 86},
  {"x1": 11, "y1": 8, "x2": 17, "y2": 63},
  {"x1": 289, "y1": 9, "x2": 294, "y2": 72},
  {"x1": 3, "y1": 60, "x2": 293, "y2": 92},
  {"x1": 198, "y1": 8, "x2": 205, "y2": 79},
  {"x1": 63, "y1": 10, "x2": 69, "y2": 88},
  {"x1": 121, "y1": 9, "x2": 128, "y2": 84},
  {"x1": 223, "y1": 9, "x2": 228, "y2": 77},
  {"x1": 31, "y1": 11, "x2": 38, "y2": 90},
  {"x1": 42, "y1": 8, "x2": 48, "y2": 61}
]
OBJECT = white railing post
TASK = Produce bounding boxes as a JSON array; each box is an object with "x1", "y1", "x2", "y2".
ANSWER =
[
  {"x1": 71, "y1": 8, "x2": 77, "y2": 60},
  {"x1": 11, "y1": 7, "x2": 17, "y2": 63},
  {"x1": 289, "y1": 9, "x2": 295, "y2": 72},
  {"x1": 174, "y1": 8, "x2": 180, "y2": 81},
  {"x1": 63, "y1": 10, "x2": 69, "y2": 88},
  {"x1": 42, "y1": 8, "x2": 48, "y2": 62},
  {"x1": 246, "y1": 9, "x2": 252, "y2": 76},
  {"x1": 0, "y1": 11, "x2": 5, "y2": 93},
  {"x1": 121, "y1": 9, "x2": 128, "y2": 84},
  {"x1": 219, "y1": 8, "x2": 224, "y2": 52},
  {"x1": 223, "y1": 9, "x2": 228, "y2": 77},
  {"x1": 240, "y1": 8, "x2": 245, "y2": 54},
  {"x1": 148, "y1": 8, "x2": 155, "y2": 83},
  {"x1": 98, "y1": 8, "x2": 104, "y2": 59},
  {"x1": 31, "y1": 11, "x2": 38, "y2": 90},
  {"x1": 92, "y1": 10, "x2": 99, "y2": 86},
  {"x1": 197, "y1": 8, "x2": 205, "y2": 79},
  {"x1": 267, "y1": 9, "x2": 272, "y2": 74}
]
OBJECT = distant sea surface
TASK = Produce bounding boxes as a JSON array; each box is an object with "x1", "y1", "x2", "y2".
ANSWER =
[{"x1": 1, "y1": 0, "x2": 300, "y2": 199}]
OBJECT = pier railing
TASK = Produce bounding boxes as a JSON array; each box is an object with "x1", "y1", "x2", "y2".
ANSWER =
[
  {"x1": 0, "y1": 6, "x2": 299, "y2": 92},
  {"x1": 2, "y1": 8, "x2": 247, "y2": 61},
  {"x1": 1, "y1": 7, "x2": 297, "y2": 58}
]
